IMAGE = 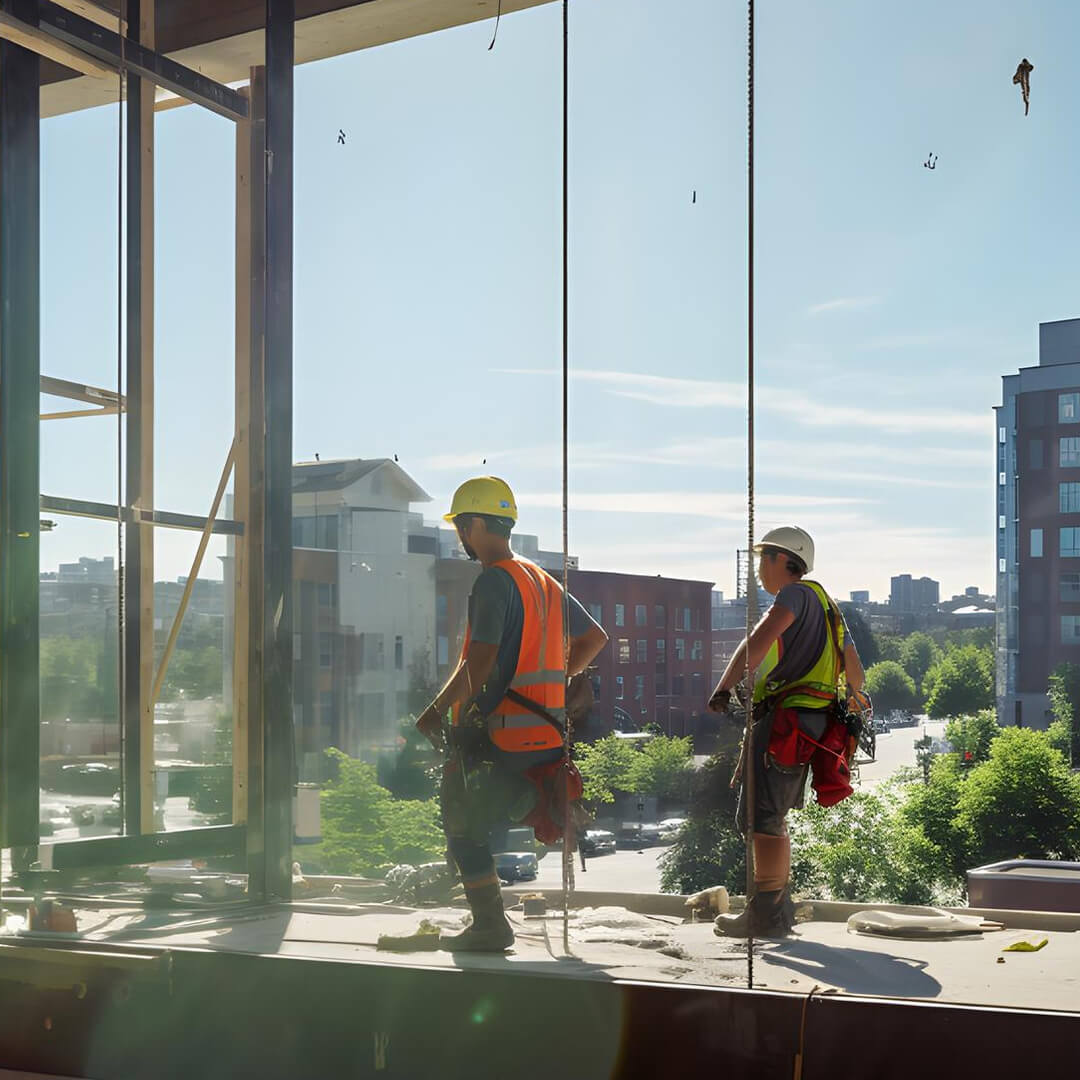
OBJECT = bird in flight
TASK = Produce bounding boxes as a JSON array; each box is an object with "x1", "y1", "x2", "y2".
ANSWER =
[
  {"x1": 1012, "y1": 58, "x2": 1033, "y2": 115},
  {"x1": 337, "y1": 129, "x2": 346, "y2": 144},
  {"x1": 923, "y1": 152, "x2": 938, "y2": 170},
  {"x1": 692, "y1": 190, "x2": 697, "y2": 204}
]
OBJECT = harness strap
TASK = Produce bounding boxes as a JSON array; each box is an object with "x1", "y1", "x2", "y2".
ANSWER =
[{"x1": 504, "y1": 687, "x2": 567, "y2": 737}]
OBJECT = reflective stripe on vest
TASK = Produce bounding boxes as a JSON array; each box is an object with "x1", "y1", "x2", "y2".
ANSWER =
[
  {"x1": 754, "y1": 580, "x2": 844, "y2": 710},
  {"x1": 453, "y1": 557, "x2": 566, "y2": 753}
]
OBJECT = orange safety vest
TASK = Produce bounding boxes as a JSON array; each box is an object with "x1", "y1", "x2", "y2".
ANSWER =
[{"x1": 453, "y1": 558, "x2": 567, "y2": 753}]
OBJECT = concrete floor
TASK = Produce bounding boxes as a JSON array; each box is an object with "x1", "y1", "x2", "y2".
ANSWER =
[{"x1": 32, "y1": 893, "x2": 1078, "y2": 1015}]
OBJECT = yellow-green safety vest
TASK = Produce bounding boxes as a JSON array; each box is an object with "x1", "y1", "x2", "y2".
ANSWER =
[{"x1": 753, "y1": 580, "x2": 845, "y2": 710}]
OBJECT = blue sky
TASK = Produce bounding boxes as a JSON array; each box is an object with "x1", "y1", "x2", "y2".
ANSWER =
[{"x1": 37, "y1": 0, "x2": 1080, "y2": 600}]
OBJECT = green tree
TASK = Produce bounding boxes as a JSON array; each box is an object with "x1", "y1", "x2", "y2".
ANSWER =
[
  {"x1": 164, "y1": 644, "x2": 223, "y2": 701},
  {"x1": 575, "y1": 735, "x2": 638, "y2": 804},
  {"x1": 874, "y1": 635, "x2": 904, "y2": 664},
  {"x1": 659, "y1": 753, "x2": 745, "y2": 894},
  {"x1": 954, "y1": 728, "x2": 1080, "y2": 865},
  {"x1": 864, "y1": 661, "x2": 919, "y2": 714},
  {"x1": 944, "y1": 710, "x2": 1000, "y2": 764},
  {"x1": 628, "y1": 735, "x2": 693, "y2": 803},
  {"x1": 901, "y1": 754, "x2": 968, "y2": 878},
  {"x1": 40, "y1": 636, "x2": 105, "y2": 720},
  {"x1": 839, "y1": 604, "x2": 878, "y2": 667},
  {"x1": 900, "y1": 632, "x2": 941, "y2": 692},
  {"x1": 1047, "y1": 662, "x2": 1080, "y2": 766},
  {"x1": 914, "y1": 733, "x2": 934, "y2": 784},
  {"x1": 317, "y1": 749, "x2": 444, "y2": 876},
  {"x1": 925, "y1": 646, "x2": 994, "y2": 718}
]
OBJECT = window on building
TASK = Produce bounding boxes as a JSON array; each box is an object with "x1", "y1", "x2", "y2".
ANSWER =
[
  {"x1": 588, "y1": 602, "x2": 602, "y2": 624},
  {"x1": 615, "y1": 604, "x2": 625, "y2": 627},
  {"x1": 675, "y1": 638, "x2": 686, "y2": 661},
  {"x1": 999, "y1": 558, "x2": 1007, "y2": 573},
  {"x1": 1062, "y1": 616, "x2": 1080, "y2": 645},
  {"x1": 679, "y1": 607, "x2": 691, "y2": 630},
  {"x1": 319, "y1": 631, "x2": 332, "y2": 669},
  {"x1": 999, "y1": 426, "x2": 1007, "y2": 444},
  {"x1": 999, "y1": 471, "x2": 1007, "y2": 486},
  {"x1": 672, "y1": 673, "x2": 685, "y2": 696},
  {"x1": 1061, "y1": 438, "x2": 1080, "y2": 467},
  {"x1": 1062, "y1": 528, "x2": 1080, "y2": 558},
  {"x1": 320, "y1": 691, "x2": 335, "y2": 725},
  {"x1": 655, "y1": 639, "x2": 666, "y2": 669},
  {"x1": 394, "y1": 635, "x2": 404, "y2": 670},
  {"x1": 636, "y1": 639, "x2": 648, "y2": 663},
  {"x1": 691, "y1": 639, "x2": 703, "y2": 660},
  {"x1": 590, "y1": 674, "x2": 601, "y2": 698},
  {"x1": 655, "y1": 604, "x2": 666, "y2": 628},
  {"x1": 635, "y1": 604, "x2": 647, "y2": 626},
  {"x1": 615, "y1": 676, "x2": 624, "y2": 699},
  {"x1": 617, "y1": 638, "x2": 630, "y2": 664},
  {"x1": 1061, "y1": 393, "x2": 1080, "y2": 423},
  {"x1": 1031, "y1": 529, "x2": 1044, "y2": 558},
  {"x1": 691, "y1": 672, "x2": 704, "y2": 699},
  {"x1": 999, "y1": 515, "x2": 1006, "y2": 529},
  {"x1": 317, "y1": 582, "x2": 336, "y2": 607},
  {"x1": 1061, "y1": 574, "x2": 1080, "y2": 603},
  {"x1": 1029, "y1": 439, "x2": 1044, "y2": 470},
  {"x1": 656, "y1": 672, "x2": 667, "y2": 695},
  {"x1": 1062, "y1": 483, "x2": 1080, "y2": 513},
  {"x1": 634, "y1": 674, "x2": 645, "y2": 701}
]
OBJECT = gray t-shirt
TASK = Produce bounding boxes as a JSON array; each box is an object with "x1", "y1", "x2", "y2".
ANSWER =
[
  {"x1": 767, "y1": 581, "x2": 850, "y2": 699},
  {"x1": 467, "y1": 564, "x2": 596, "y2": 719}
]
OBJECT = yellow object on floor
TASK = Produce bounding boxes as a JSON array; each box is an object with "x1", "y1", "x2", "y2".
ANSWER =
[
  {"x1": 376, "y1": 918, "x2": 444, "y2": 952},
  {"x1": 1002, "y1": 935, "x2": 1048, "y2": 953}
]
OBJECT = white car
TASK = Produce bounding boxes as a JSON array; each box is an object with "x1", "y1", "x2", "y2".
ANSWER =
[{"x1": 658, "y1": 817, "x2": 687, "y2": 843}]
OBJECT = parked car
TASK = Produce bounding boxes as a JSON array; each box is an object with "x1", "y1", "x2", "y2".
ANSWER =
[
  {"x1": 872, "y1": 717, "x2": 890, "y2": 735},
  {"x1": 579, "y1": 829, "x2": 616, "y2": 856},
  {"x1": 658, "y1": 817, "x2": 687, "y2": 843},
  {"x1": 494, "y1": 851, "x2": 538, "y2": 884},
  {"x1": 618, "y1": 822, "x2": 662, "y2": 849}
]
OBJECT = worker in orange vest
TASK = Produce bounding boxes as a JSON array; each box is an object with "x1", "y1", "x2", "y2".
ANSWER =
[{"x1": 416, "y1": 477, "x2": 608, "y2": 951}]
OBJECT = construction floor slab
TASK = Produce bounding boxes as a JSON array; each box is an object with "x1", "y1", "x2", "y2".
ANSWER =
[{"x1": 22, "y1": 897, "x2": 1076, "y2": 1014}]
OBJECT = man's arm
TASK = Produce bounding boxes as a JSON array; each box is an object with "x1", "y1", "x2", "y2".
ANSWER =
[
  {"x1": 568, "y1": 623, "x2": 608, "y2": 675},
  {"x1": 844, "y1": 642, "x2": 865, "y2": 694},
  {"x1": 416, "y1": 658, "x2": 470, "y2": 749},
  {"x1": 708, "y1": 606, "x2": 795, "y2": 709}
]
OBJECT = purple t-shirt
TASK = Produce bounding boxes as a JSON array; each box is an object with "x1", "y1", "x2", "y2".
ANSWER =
[{"x1": 768, "y1": 582, "x2": 848, "y2": 692}]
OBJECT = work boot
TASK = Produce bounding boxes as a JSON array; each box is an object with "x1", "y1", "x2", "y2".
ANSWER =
[
  {"x1": 713, "y1": 888, "x2": 796, "y2": 939},
  {"x1": 440, "y1": 913, "x2": 515, "y2": 952}
]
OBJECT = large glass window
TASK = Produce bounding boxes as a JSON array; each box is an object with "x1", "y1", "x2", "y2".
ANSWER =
[
  {"x1": 1030, "y1": 529, "x2": 1043, "y2": 558},
  {"x1": 1062, "y1": 616, "x2": 1080, "y2": 644},
  {"x1": 635, "y1": 604, "x2": 647, "y2": 626},
  {"x1": 636, "y1": 639, "x2": 648, "y2": 663},
  {"x1": 1061, "y1": 483, "x2": 1080, "y2": 513},
  {"x1": 1060, "y1": 393, "x2": 1080, "y2": 423},
  {"x1": 1061, "y1": 438, "x2": 1080, "y2": 467},
  {"x1": 1061, "y1": 574, "x2": 1080, "y2": 603},
  {"x1": 617, "y1": 638, "x2": 631, "y2": 664},
  {"x1": 1062, "y1": 528, "x2": 1080, "y2": 558},
  {"x1": 615, "y1": 603, "x2": 625, "y2": 627}
]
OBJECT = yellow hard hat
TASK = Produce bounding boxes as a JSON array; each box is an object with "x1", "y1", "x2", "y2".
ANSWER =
[{"x1": 443, "y1": 476, "x2": 518, "y2": 524}]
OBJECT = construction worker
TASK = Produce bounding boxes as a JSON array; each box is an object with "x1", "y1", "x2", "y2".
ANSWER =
[
  {"x1": 707, "y1": 526, "x2": 866, "y2": 938},
  {"x1": 416, "y1": 477, "x2": 608, "y2": 951}
]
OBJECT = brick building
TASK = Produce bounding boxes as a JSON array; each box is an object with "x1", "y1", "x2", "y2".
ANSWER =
[{"x1": 567, "y1": 569, "x2": 714, "y2": 739}]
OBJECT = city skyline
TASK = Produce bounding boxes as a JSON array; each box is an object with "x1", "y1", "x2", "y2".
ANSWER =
[{"x1": 39, "y1": 0, "x2": 1080, "y2": 599}]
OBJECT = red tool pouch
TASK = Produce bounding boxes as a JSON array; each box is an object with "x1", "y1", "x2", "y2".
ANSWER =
[{"x1": 520, "y1": 758, "x2": 585, "y2": 846}]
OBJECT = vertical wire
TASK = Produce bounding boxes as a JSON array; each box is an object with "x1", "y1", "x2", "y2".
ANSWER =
[
  {"x1": 560, "y1": 0, "x2": 573, "y2": 956},
  {"x1": 116, "y1": 12, "x2": 127, "y2": 823},
  {"x1": 744, "y1": 0, "x2": 757, "y2": 989}
]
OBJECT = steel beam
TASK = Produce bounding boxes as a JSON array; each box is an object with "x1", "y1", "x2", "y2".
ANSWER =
[
  {"x1": 263, "y1": 0, "x2": 295, "y2": 903},
  {"x1": 39, "y1": 494, "x2": 243, "y2": 535},
  {"x1": 35, "y1": 0, "x2": 248, "y2": 121},
  {"x1": 244, "y1": 67, "x2": 268, "y2": 895},
  {"x1": 34, "y1": 824, "x2": 247, "y2": 871},
  {"x1": 0, "y1": 0, "x2": 41, "y2": 849},
  {"x1": 123, "y1": 0, "x2": 155, "y2": 837}
]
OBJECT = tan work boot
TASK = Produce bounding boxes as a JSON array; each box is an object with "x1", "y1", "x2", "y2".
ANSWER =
[{"x1": 714, "y1": 888, "x2": 795, "y2": 939}]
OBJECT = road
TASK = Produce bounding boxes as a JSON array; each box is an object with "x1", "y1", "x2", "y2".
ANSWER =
[
  {"x1": 856, "y1": 717, "x2": 946, "y2": 791},
  {"x1": 533, "y1": 846, "x2": 666, "y2": 894}
]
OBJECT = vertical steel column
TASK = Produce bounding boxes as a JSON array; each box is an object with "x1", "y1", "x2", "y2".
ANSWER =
[
  {"x1": 0, "y1": 0, "x2": 41, "y2": 849},
  {"x1": 263, "y1": 0, "x2": 295, "y2": 901},
  {"x1": 124, "y1": 0, "x2": 156, "y2": 837},
  {"x1": 243, "y1": 68, "x2": 268, "y2": 897}
]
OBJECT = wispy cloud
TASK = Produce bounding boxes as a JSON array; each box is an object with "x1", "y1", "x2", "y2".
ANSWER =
[
  {"x1": 807, "y1": 296, "x2": 880, "y2": 316},
  {"x1": 495, "y1": 367, "x2": 988, "y2": 435}
]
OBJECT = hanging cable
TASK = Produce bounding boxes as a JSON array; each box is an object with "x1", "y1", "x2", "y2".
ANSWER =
[
  {"x1": 744, "y1": 0, "x2": 757, "y2": 989},
  {"x1": 116, "y1": 11, "x2": 127, "y2": 822},
  {"x1": 560, "y1": 0, "x2": 573, "y2": 956}
]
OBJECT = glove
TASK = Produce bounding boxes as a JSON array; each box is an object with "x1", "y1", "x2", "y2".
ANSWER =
[{"x1": 708, "y1": 688, "x2": 732, "y2": 714}]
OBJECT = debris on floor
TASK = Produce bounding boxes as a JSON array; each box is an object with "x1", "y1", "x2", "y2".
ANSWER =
[
  {"x1": 847, "y1": 907, "x2": 1002, "y2": 939},
  {"x1": 1002, "y1": 935, "x2": 1048, "y2": 953}
]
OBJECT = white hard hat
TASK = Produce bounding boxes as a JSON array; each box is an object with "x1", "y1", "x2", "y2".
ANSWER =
[{"x1": 754, "y1": 526, "x2": 815, "y2": 573}]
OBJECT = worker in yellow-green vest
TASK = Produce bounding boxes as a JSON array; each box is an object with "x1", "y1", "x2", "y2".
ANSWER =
[{"x1": 707, "y1": 526, "x2": 868, "y2": 937}]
